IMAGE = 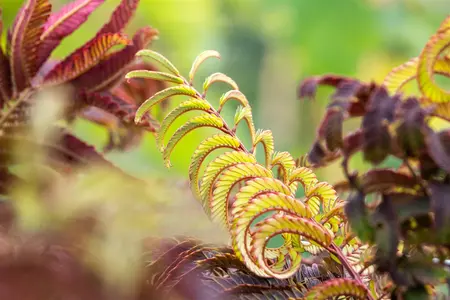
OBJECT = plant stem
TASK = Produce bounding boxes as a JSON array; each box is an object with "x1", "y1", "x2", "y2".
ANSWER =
[
  {"x1": 0, "y1": 89, "x2": 32, "y2": 129},
  {"x1": 329, "y1": 243, "x2": 376, "y2": 300}
]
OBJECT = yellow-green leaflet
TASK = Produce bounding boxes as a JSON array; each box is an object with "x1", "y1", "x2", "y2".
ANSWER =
[
  {"x1": 189, "y1": 50, "x2": 221, "y2": 84},
  {"x1": 233, "y1": 105, "x2": 256, "y2": 143},
  {"x1": 210, "y1": 162, "x2": 272, "y2": 227},
  {"x1": 253, "y1": 129, "x2": 274, "y2": 167},
  {"x1": 218, "y1": 90, "x2": 249, "y2": 111},
  {"x1": 203, "y1": 72, "x2": 239, "y2": 94},
  {"x1": 230, "y1": 178, "x2": 313, "y2": 278},
  {"x1": 417, "y1": 28, "x2": 450, "y2": 103},
  {"x1": 188, "y1": 134, "x2": 241, "y2": 201},
  {"x1": 156, "y1": 99, "x2": 211, "y2": 151},
  {"x1": 251, "y1": 214, "x2": 333, "y2": 279},
  {"x1": 128, "y1": 49, "x2": 352, "y2": 284},
  {"x1": 288, "y1": 167, "x2": 319, "y2": 194},
  {"x1": 134, "y1": 85, "x2": 198, "y2": 123},
  {"x1": 135, "y1": 49, "x2": 181, "y2": 76},
  {"x1": 162, "y1": 114, "x2": 224, "y2": 168},
  {"x1": 125, "y1": 70, "x2": 184, "y2": 84},
  {"x1": 383, "y1": 56, "x2": 450, "y2": 94},
  {"x1": 199, "y1": 151, "x2": 256, "y2": 214},
  {"x1": 270, "y1": 151, "x2": 297, "y2": 183}
]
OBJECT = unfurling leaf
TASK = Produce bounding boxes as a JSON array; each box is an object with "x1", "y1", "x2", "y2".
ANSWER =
[
  {"x1": 218, "y1": 89, "x2": 249, "y2": 111},
  {"x1": 188, "y1": 50, "x2": 221, "y2": 84},
  {"x1": 417, "y1": 27, "x2": 450, "y2": 103},
  {"x1": 156, "y1": 99, "x2": 212, "y2": 150},
  {"x1": 203, "y1": 72, "x2": 239, "y2": 95},
  {"x1": 162, "y1": 114, "x2": 224, "y2": 167},
  {"x1": 134, "y1": 85, "x2": 198, "y2": 123},
  {"x1": 136, "y1": 49, "x2": 181, "y2": 76},
  {"x1": 125, "y1": 70, "x2": 183, "y2": 84}
]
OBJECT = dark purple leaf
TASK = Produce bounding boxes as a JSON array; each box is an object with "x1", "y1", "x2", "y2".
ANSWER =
[
  {"x1": 419, "y1": 153, "x2": 441, "y2": 180},
  {"x1": 372, "y1": 194, "x2": 400, "y2": 271},
  {"x1": 361, "y1": 169, "x2": 420, "y2": 194},
  {"x1": 298, "y1": 75, "x2": 356, "y2": 99},
  {"x1": 307, "y1": 141, "x2": 327, "y2": 165},
  {"x1": 425, "y1": 129, "x2": 450, "y2": 174},
  {"x1": 72, "y1": 26, "x2": 158, "y2": 93},
  {"x1": 361, "y1": 87, "x2": 399, "y2": 165},
  {"x1": 396, "y1": 98, "x2": 429, "y2": 157},
  {"x1": 429, "y1": 182, "x2": 450, "y2": 241},
  {"x1": 388, "y1": 193, "x2": 430, "y2": 224},
  {"x1": 330, "y1": 80, "x2": 363, "y2": 101},
  {"x1": 9, "y1": 0, "x2": 52, "y2": 95},
  {"x1": 344, "y1": 191, "x2": 374, "y2": 243},
  {"x1": 37, "y1": 0, "x2": 105, "y2": 68},
  {"x1": 317, "y1": 107, "x2": 344, "y2": 152},
  {"x1": 342, "y1": 129, "x2": 363, "y2": 157}
]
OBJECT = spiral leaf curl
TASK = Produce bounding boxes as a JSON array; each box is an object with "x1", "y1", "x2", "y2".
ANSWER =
[
  {"x1": 129, "y1": 50, "x2": 375, "y2": 299},
  {"x1": 383, "y1": 15, "x2": 450, "y2": 120}
]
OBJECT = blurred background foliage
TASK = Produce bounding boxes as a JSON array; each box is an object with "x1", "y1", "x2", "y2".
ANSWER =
[{"x1": 2, "y1": 0, "x2": 448, "y2": 184}]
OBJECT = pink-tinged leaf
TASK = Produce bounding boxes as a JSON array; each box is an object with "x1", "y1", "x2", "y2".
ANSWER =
[
  {"x1": 96, "y1": 0, "x2": 140, "y2": 36},
  {"x1": 37, "y1": 0, "x2": 106, "y2": 68},
  {"x1": 72, "y1": 26, "x2": 158, "y2": 93},
  {"x1": 78, "y1": 91, "x2": 159, "y2": 131},
  {"x1": 0, "y1": 10, "x2": 12, "y2": 107},
  {"x1": 111, "y1": 61, "x2": 168, "y2": 107},
  {"x1": 42, "y1": 32, "x2": 131, "y2": 86},
  {"x1": 9, "y1": 0, "x2": 52, "y2": 95}
]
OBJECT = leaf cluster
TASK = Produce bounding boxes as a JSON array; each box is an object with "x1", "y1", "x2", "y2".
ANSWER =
[
  {"x1": 0, "y1": 0, "x2": 168, "y2": 179},
  {"x1": 298, "y1": 15, "x2": 450, "y2": 299},
  {"x1": 128, "y1": 50, "x2": 386, "y2": 299}
]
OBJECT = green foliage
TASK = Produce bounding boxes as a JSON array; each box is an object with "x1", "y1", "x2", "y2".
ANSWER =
[{"x1": 129, "y1": 50, "x2": 384, "y2": 299}]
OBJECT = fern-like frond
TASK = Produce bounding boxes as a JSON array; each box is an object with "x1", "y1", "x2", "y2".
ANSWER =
[
  {"x1": 129, "y1": 50, "x2": 376, "y2": 299},
  {"x1": 382, "y1": 15, "x2": 450, "y2": 108}
]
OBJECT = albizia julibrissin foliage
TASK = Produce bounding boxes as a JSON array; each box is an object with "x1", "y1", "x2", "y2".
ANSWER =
[
  {"x1": 127, "y1": 50, "x2": 381, "y2": 299},
  {"x1": 299, "y1": 15, "x2": 450, "y2": 299},
  {"x1": 0, "y1": 0, "x2": 166, "y2": 170}
]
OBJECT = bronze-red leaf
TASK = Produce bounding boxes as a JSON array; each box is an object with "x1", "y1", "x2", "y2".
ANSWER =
[
  {"x1": 37, "y1": 0, "x2": 106, "y2": 68},
  {"x1": 9, "y1": 0, "x2": 52, "y2": 95},
  {"x1": 42, "y1": 32, "x2": 131, "y2": 86},
  {"x1": 96, "y1": 0, "x2": 140, "y2": 37},
  {"x1": 72, "y1": 26, "x2": 158, "y2": 93},
  {"x1": 0, "y1": 10, "x2": 12, "y2": 107}
]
